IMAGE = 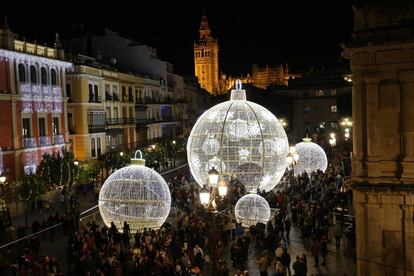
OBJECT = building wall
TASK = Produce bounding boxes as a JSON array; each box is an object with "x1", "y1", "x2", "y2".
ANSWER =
[
  {"x1": 68, "y1": 64, "x2": 141, "y2": 161},
  {"x1": 252, "y1": 64, "x2": 288, "y2": 89},
  {"x1": 0, "y1": 29, "x2": 72, "y2": 181},
  {"x1": 343, "y1": 1, "x2": 414, "y2": 274}
]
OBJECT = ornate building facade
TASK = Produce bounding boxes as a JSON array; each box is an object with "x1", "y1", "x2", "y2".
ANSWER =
[
  {"x1": 0, "y1": 22, "x2": 72, "y2": 181},
  {"x1": 252, "y1": 64, "x2": 289, "y2": 88},
  {"x1": 343, "y1": 0, "x2": 414, "y2": 274},
  {"x1": 194, "y1": 14, "x2": 219, "y2": 95}
]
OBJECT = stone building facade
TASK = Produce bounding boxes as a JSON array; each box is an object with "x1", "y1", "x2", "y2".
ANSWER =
[{"x1": 342, "y1": 1, "x2": 414, "y2": 274}]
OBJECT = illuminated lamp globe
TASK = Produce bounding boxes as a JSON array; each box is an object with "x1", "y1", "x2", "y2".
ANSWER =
[
  {"x1": 294, "y1": 138, "x2": 328, "y2": 177},
  {"x1": 235, "y1": 193, "x2": 271, "y2": 228},
  {"x1": 187, "y1": 80, "x2": 289, "y2": 192},
  {"x1": 98, "y1": 150, "x2": 171, "y2": 233}
]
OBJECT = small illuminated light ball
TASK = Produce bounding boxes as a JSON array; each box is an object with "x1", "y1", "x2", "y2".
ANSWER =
[
  {"x1": 98, "y1": 150, "x2": 171, "y2": 233},
  {"x1": 294, "y1": 138, "x2": 328, "y2": 176},
  {"x1": 235, "y1": 193, "x2": 271, "y2": 228},
  {"x1": 187, "y1": 80, "x2": 288, "y2": 191}
]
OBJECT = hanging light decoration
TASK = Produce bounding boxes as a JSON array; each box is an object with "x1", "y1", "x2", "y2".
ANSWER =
[
  {"x1": 187, "y1": 80, "x2": 289, "y2": 192},
  {"x1": 99, "y1": 150, "x2": 171, "y2": 233},
  {"x1": 294, "y1": 138, "x2": 328, "y2": 176},
  {"x1": 235, "y1": 193, "x2": 271, "y2": 227}
]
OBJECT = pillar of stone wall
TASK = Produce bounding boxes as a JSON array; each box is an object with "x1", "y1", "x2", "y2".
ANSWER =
[{"x1": 343, "y1": 1, "x2": 414, "y2": 274}]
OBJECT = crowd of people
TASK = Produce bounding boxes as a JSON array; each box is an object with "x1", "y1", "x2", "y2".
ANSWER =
[{"x1": 0, "y1": 160, "x2": 355, "y2": 275}]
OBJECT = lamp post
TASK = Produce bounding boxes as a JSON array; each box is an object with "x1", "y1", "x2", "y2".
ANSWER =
[
  {"x1": 286, "y1": 146, "x2": 299, "y2": 187},
  {"x1": 329, "y1": 132, "x2": 336, "y2": 163},
  {"x1": 199, "y1": 172, "x2": 228, "y2": 273}
]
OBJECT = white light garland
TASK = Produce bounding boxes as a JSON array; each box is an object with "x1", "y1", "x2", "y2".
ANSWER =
[
  {"x1": 294, "y1": 138, "x2": 328, "y2": 176},
  {"x1": 39, "y1": 136, "x2": 51, "y2": 147},
  {"x1": 54, "y1": 135, "x2": 64, "y2": 145},
  {"x1": 238, "y1": 148, "x2": 250, "y2": 161},
  {"x1": 0, "y1": 49, "x2": 73, "y2": 71},
  {"x1": 99, "y1": 151, "x2": 171, "y2": 232},
  {"x1": 235, "y1": 193, "x2": 271, "y2": 228},
  {"x1": 202, "y1": 137, "x2": 220, "y2": 155},
  {"x1": 23, "y1": 137, "x2": 37, "y2": 149},
  {"x1": 187, "y1": 80, "x2": 289, "y2": 191}
]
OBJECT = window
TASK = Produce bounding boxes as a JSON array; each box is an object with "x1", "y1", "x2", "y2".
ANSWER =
[
  {"x1": 316, "y1": 90, "x2": 324, "y2": 97},
  {"x1": 128, "y1": 87, "x2": 133, "y2": 101},
  {"x1": 22, "y1": 118, "x2": 31, "y2": 138},
  {"x1": 41, "y1": 67, "x2": 47, "y2": 85},
  {"x1": 52, "y1": 117, "x2": 59, "y2": 135},
  {"x1": 331, "y1": 89, "x2": 337, "y2": 96},
  {"x1": 51, "y1": 69, "x2": 57, "y2": 85},
  {"x1": 38, "y1": 118, "x2": 46, "y2": 136},
  {"x1": 94, "y1": 85, "x2": 99, "y2": 102},
  {"x1": 89, "y1": 84, "x2": 94, "y2": 102},
  {"x1": 30, "y1": 65, "x2": 37, "y2": 84},
  {"x1": 331, "y1": 105, "x2": 337, "y2": 112},
  {"x1": 66, "y1": 83, "x2": 72, "y2": 101},
  {"x1": 97, "y1": 137, "x2": 101, "y2": 156},
  {"x1": 113, "y1": 107, "x2": 118, "y2": 118},
  {"x1": 304, "y1": 105, "x2": 310, "y2": 113},
  {"x1": 18, "y1": 64, "x2": 26, "y2": 82},
  {"x1": 68, "y1": 113, "x2": 74, "y2": 133},
  {"x1": 91, "y1": 138, "x2": 96, "y2": 158}
]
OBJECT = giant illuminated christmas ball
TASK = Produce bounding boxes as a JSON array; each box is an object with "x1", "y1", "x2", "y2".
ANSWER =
[
  {"x1": 294, "y1": 138, "x2": 328, "y2": 176},
  {"x1": 99, "y1": 151, "x2": 171, "y2": 233},
  {"x1": 187, "y1": 80, "x2": 289, "y2": 192},
  {"x1": 235, "y1": 193, "x2": 271, "y2": 227}
]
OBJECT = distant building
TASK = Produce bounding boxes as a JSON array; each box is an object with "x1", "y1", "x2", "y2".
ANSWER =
[
  {"x1": 0, "y1": 21, "x2": 72, "y2": 181},
  {"x1": 252, "y1": 64, "x2": 289, "y2": 89},
  {"x1": 269, "y1": 68, "x2": 351, "y2": 146},
  {"x1": 194, "y1": 13, "x2": 219, "y2": 95},
  {"x1": 64, "y1": 30, "x2": 182, "y2": 151},
  {"x1": 67, "y1": 56, "x2": 139, "y2": 161}
]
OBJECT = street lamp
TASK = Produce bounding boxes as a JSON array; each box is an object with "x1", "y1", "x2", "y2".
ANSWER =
[
  {"x1": 218, "y1": 179, "x2": 228, "y2": 197},
  {"x1": 0, "y1": 174, "x2": 6, "y2": 184},
  {"x1": 73, "y1": 161, "x2": 79, "y2": 166},
  {"x1": 199, "y1": 185, "x2": 211, "y2": 206},
  {"x1": 119, "y1": 151, "x2": 124, "y2": 157},
  {"x1": 286, "y1": 147, "x2": 299, "y2": 187},
  {"x1": 329, "y1": 133, "x2": 336, "y2": 162},
  {"x1": 208, "y1": 166, "x2": 219, "y2": 187}
]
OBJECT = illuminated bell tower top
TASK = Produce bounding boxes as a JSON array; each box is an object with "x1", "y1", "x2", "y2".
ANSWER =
[{"x1": 199, "y1": 13, "x2": 211, "y2": 40}]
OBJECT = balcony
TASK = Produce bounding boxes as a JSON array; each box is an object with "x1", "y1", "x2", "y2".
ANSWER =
[
  {"x1": 105, "y1": 92, "x2": 113, "y2": 101},
  {"x1": 23, "y1": 137, "x2": 37, "y2": 149},
  {"x1": 39, "y1": 136, "x2": 51, "y2": 147},
  {"x1": 53, "y1": 135, "x2": 64, "y2": 145},
  {"x1": 136, "y1": 118, "x2": 153, "y2": 125},
  {"x1": 106, "y1": 118, "x2": 136, "y2": 125},
  {"x1": 89, "y1": 96, "x2": 102, "y2": 103},
  {"x1": 88, "y1": 124, "x2": 106, "y2": 133}
]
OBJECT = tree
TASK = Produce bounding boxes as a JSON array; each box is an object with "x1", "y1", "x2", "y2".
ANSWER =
[
  {"x1": 38, "y1": 149, "x2": 78, "y2": 191},
  {"x1": 17, "y1": 174, "x2": 44, "y2": 227}
]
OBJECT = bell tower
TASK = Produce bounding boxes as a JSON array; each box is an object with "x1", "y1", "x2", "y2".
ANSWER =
[{"x1": 194, "y1": 12, "x2": 219, "y2": 95}]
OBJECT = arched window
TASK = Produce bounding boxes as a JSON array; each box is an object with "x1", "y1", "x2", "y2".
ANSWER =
[
  {"x1": 30, "y1": 65, "x2": 37, "y2": 84},
  {"x1": 41, "y1": 67, "x2": 47, "y2": 85},
  {"x1": 51, "y1": 69, "x2": 57, "y2": 85},
  {"x1": 18, "y1": 64, "x2": 26, "y2": 82}
]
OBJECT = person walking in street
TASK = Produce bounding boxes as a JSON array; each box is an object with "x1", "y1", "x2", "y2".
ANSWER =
[
  {"x1": 256, "y1": 250, "x2": 270, "y2": 276},
  {"x1": 320, "y1": 236, "x2": 328, "y2": 266},
  {"x1": 311, "y1": 238, "x2": 320, "y2": 267},
  {"x1": 334, "y1": 223, "x2": 342, "y2": 249}
]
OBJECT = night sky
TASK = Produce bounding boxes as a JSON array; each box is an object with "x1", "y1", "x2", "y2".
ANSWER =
[{"x1": 2, "y1": 1, "x2": 354, "y2": 75}]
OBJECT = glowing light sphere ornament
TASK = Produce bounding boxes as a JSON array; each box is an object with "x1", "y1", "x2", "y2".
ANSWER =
[
  {"x1": 235, "y1": 193, "x2": 271, "y2": 227},
  {"x1": 99, "y1": 150, "x2": 171, "y2": 233},
  {"x1": 187, "y1": 80, "x2": 289, "y2": 192},
  {"x1": 294, "y1": 138, "x2": 328, "y2": 176}
]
